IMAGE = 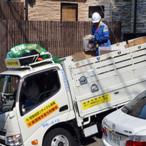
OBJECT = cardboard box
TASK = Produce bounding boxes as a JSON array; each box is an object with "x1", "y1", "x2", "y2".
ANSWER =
[
  {"x1": 83, "y1": 35, "x2": 96, "y2": 51},
  {"x1": 100, "y1": 48, "x2": 113, "y2": 55},
  {"x1": 73, "y1": 51, "x2": 95, "y2": 61},
  {"x1": 125, "y1": 36, "x2": 146, "y2": 48}
]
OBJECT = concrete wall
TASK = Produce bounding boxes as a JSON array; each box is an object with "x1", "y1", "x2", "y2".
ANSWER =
[
  {"x1": 136, "y1": 0, "x2": 146, "y2": 33},
  {"x1": 111, "y1": 0, "x2": 146, "y2": 33},
  {"x1": 110, "y1": 0, "x2": 132, "y2": 33}
]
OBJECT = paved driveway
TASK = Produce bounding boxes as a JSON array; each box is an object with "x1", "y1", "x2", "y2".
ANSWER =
[{"x1": 82, "y1": 137, "x2": 104, "y2": 146}]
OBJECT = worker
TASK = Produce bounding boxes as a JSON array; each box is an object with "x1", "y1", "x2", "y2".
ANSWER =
[
  {"x1": 89, "y1": 12, "x2": 111, "y2": 56},
  {"x1": 21, "y1": 79, "x2": 40, "y2": 112}
]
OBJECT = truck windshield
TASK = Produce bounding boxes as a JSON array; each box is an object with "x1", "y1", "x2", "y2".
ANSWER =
[
  {"x1": 122, "y1": 90, "x2": 146, "y2": 119},
  {"x1": 0, "y1": 75, "x2": 19, "y2": 113}
]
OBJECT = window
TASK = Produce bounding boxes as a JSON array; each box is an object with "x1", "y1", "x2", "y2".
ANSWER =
[
  {"x1": 19, "y1": 69, "x2": 60, "y2": 115},
  {"x1": 61, "y1": 3, "x2": 78, "y2": 22},
  {"x1": 0, "y1": 75, "x2": 19, "y2": 113},
  {"x1": 122, "y1": 91, "x2": 146, "y2": 119},
  {"x1": 89, "y1": 6, "x2": 104, "y2": 18}
]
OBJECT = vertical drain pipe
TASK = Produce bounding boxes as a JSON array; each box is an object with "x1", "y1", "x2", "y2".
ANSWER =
[
  {"x1": 25, "y1": 0, "x2": 28, "y2": 21},
  {"x1": 133, "y1": 0, "x2": 137, "y2": 33}
]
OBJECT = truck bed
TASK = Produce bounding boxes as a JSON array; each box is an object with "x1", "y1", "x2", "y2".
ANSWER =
[{"x1": 63, "y1": 42, "x2": 146, "y2": 118}]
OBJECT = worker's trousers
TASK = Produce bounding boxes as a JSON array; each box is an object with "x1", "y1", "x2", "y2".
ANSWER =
[{"x1": 96, "y1": 48, "x2": 100, "y2": 56}]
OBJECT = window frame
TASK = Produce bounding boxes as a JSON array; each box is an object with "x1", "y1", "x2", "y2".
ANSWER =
[
  {"x1": 61, "y1": 3, "x2": 78, "y2": 22},
  {"x1": 0, "y1": 75, "x2": 20, "y2": 113},
  {"x1": 122, "y1": 90, "x2": 146, "y2": 119},
  {"x1": 19, "y1": 68, "x2": 61, "y2": 116}
]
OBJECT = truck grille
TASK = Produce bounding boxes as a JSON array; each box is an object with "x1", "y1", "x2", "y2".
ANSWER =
[{"x1": 0, "y1": 131, "x2": 6, "y2": 136}]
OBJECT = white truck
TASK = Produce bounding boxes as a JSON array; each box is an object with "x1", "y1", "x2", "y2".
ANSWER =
[{"x1": 0, "y1": 40, "x2": 146, "y2": 146}]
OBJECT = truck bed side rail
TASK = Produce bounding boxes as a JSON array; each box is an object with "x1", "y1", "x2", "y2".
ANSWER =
[{"x1": 63, "y1": 43, "x2": 146, "y2": 118}]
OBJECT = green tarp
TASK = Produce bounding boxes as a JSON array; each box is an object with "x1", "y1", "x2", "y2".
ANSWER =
[
  {"x1": 6, "y1": 44, "x2": 49, "y2": 59},
  {"x1": 6, "y1": 44, "x2": 62, "y2": 64}
]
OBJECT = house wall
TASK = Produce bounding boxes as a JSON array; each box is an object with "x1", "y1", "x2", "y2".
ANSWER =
[
  {"x1": 20, "y1": 0, "x2": 133, "y2": 33},
  {"x1": 20, "y1": 0, "x2": 146, "y2": 34},
  {"x1": 20, "y1": 0, "x2": 112, "y2": 21},
  {"x1": 20, "y1": 0, "x2": 61, "y2": 21},
  {"x1": 77, "y1": 0, "x2": 111, "y2": 21}
]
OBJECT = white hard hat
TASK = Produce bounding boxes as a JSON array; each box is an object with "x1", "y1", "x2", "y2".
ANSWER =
[{"x1": 92, "y1": 12, "x2": 101, "y2": 23}]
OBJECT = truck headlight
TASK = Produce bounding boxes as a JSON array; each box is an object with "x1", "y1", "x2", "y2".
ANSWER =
[{"x1": 5, "y1": 134, "x2": 22, "y2": 146}]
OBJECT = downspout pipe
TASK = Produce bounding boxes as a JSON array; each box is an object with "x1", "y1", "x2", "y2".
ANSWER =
[
  {"x1": 133, "y1": 0, "x2": 137, "y2": 33},
  {"x1": 25, "y1": 0, "x2": 28, "y2": 21}
]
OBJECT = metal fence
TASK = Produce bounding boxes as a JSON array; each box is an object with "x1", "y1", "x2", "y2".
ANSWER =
[{"x1": 0, "y1": 21, "x2": 121, "y2": 71}]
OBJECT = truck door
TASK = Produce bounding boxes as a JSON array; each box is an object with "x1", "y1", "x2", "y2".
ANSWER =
[{"x1": 16, "y1": 68, "x2": 71, "y2": 144}]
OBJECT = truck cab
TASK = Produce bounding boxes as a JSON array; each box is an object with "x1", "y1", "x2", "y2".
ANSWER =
[{"x1": 0, "y1": 58, "x2": 76, "y2": 146}]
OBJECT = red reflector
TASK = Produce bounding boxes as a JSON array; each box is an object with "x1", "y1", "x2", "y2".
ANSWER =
[
  {"x1": 126, "y1": 140, "x2": 146, "y2": 146},
  {"x1": 102, "y1": 128, "x2": 107, "y2": 137}
]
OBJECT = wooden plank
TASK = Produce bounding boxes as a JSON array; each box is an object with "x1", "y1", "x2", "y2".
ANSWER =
[{"x1": 62, "y1": 7, "x2": 77, "y2": 22}]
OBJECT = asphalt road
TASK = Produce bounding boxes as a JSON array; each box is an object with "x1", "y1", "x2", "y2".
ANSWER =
[{"x1": 82, "y1": 136, "x2": 104, "y2": 146}]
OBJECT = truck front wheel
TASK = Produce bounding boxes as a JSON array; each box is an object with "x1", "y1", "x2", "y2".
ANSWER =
[{"x1": 43, "y1": 128, "x2": 79, "y2": 146}]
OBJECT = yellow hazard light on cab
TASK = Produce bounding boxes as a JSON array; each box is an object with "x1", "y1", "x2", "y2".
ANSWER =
[{"x1": 31, "y1": 139, "x2": 38, "y2": 145}]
